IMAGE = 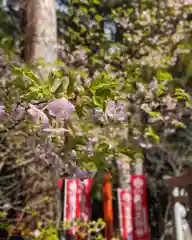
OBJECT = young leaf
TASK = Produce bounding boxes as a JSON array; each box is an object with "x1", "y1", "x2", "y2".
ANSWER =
[
  {"x1": 23, "y1": 70, "x2": 41, "y2": 85},
  {"x1": 145, "y1": 126, "x2": 160, "y2": 144},
  {"x1": 175, "y1": 88, "x2": 190, "y2": 101},
  {"x1": 54, "y1": 81, "x2": 65, "y2": 97},
  {"x1": 157, "y1": 71, "x2": 173, "y2": 81},
  {"x1": 67, "y1": 70, "x2": 76, "y2": 96},
  {"x1": 48, "y1": 71, "x2": 57, "y2": 86},
  {"x1": 173, "y1": 121, "x2": 186, "y2": 129}
]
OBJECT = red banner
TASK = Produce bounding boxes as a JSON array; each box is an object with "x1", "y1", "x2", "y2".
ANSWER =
[
  {"x1": 81, "y1": 178, "x2": 93, "y2": 222},
  {"x1": 118, "y1": 188, "x2": 133, "y2": 240},
  {"x1": 131, "y1": 175, "x2": 150, "y2": 240},
  {"x1": 63, "y1": 178, "x2": 93, "y2": 236},
  {"x1": 64, "y1": 179, "x2": 81, "y2": 235}
]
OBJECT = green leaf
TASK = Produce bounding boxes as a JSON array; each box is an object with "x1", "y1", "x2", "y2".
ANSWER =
[
  {"x1": 23, "y1": 70, "x2": 41, "y2": 84},
  {"x1": 79, "y1": 71, "x2": 88, "y2": 79},
  {"x1": 91, "y1": 0, "x2": 101, "y2": 5},
  {"x1": 0, "y1": 211, "x2": 6, "y2": 218},
  {"x1": 157, "y1": 84, "x2": 166, "y2": 96},
  {"x1": 93, "y1": 94, "x2": 105, "y2": 110},
  {"x1": 95, "y1": 14, "x2": 103, "y2": 22},
  {"x1": 93, "y1": 85, "x2": 117, "y2": 109},
  {"x1": 75, "y1": 105, "x2": 86, "y2": 117},
  {"x1": 48, "y1": 71, "x2": 57, "y2": 86},
  {"x1": 79, "y1": 6, "x2": 88, "y2": 13},
  {"x1": 91, "y1": 73, "x2": 118, "y2": 109},
  {"x1": 175, "y1": 88, "x2": 190, "y2": 101},
  {"x1": 90, "y1": 73, "x2": 118, "y2": 92},
  {"x1": 80, "y1": 24, "x2": 87, "y2": 33},
  {"x1": 174, "y1": 121, "x2": 186, "y2": 129},
  {"x1": 13, "y1": 77, "x2": 27, "y2": 90},
  {"x1": 145, "y1": 126, "x2": 160, "y2": 144},
  {"x1": 157, "y1": 71, "x2": 173, "y2": 81},
  {"x1": 90, "y1": 7, "x2": 96, "y2": 13},
  {"x1": 67, "y1": 70, "x2": 76, "y2": 96},
  {"x1": 149, "y1": 111, "x2": 161, "y2": 118},
  {"x1": 54, "y1": 81, "x2": 65, "y2": 97}
]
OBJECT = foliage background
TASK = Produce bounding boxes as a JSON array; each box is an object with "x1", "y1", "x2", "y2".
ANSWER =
[{"x1": 0, "y1": 0, "x2": 192, "y2": 239}]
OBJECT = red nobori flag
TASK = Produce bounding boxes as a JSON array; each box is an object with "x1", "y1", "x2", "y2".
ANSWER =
[
  {"x1": 118, "y1": 188, "x2": 134, "y2": 240},
  {"x1": 64, "y1": 179, "x2": 81, "y2": 235},
  {"x1": 64, "y1": 178, "x2": 93, "y2": 236},
  {"x1": 81, "y1": 178, "x2": 93, "y2": 222},
  {"x1": 131, "y1": 175, "x2": 150, "y2": 240}
]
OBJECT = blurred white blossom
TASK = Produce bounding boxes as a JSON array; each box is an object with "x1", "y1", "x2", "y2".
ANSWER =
[
  {"x1": 33, "y1": 229, "x2": 41, "y2": 237},
  {"x1": 0, "y1": 103, "x2": 6, "y2": 120},
  {"x1": 106, "y1": 100, "x2": 127, "y2": 122}
]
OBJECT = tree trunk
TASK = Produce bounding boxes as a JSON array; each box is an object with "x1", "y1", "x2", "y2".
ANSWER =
[
  {"x1": 20, "y1": 0, "x2": 59, "y2": 226},
  {"x1": 24, "y1": 0, "x2": 57, "y2": 65}
]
